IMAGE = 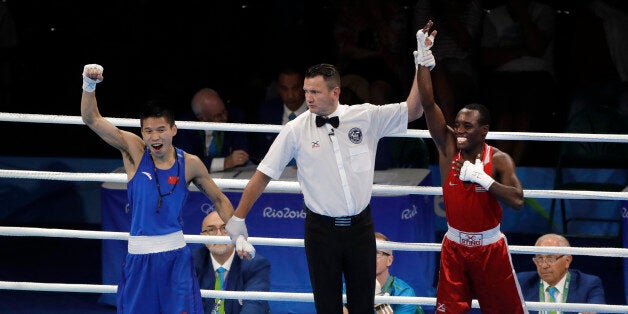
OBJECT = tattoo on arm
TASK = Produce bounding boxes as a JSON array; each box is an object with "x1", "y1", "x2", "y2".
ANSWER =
[{"x1": 194, "y1": 182, "x2": 208, "y2": 195}]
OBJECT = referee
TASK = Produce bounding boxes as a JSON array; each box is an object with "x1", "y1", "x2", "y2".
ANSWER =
[{"x1": 226, "y1": 62, "x2": 424, "y2": 313}]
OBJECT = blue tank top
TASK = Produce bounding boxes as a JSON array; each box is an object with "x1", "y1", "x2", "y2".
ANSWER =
[{"x1": 127, "y1": 147, "x2": 188, "y2": 236}]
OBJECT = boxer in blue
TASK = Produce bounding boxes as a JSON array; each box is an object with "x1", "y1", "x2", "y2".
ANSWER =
[{"x1": 80, "y1": 64, "x2": 254, "y2": 314}]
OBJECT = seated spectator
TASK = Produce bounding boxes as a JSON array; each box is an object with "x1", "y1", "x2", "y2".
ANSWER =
[
  {"x1": 344, "y1": 232, "x2": 425, "y2": 314},
  {"x1": 174, "y1": 88, "x2": 250, "y2": 172},
  {"x1": 193, "y1": 211, "x2": 271, "y2": 313},
  {"x1": 517, "y1": 233, "x2": 606, "y2": 314},
  {"x1": 251, "y1": 68, "x2": 307, "y2": 164}
]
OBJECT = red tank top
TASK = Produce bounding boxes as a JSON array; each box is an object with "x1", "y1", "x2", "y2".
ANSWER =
[{"x1": 442, "y1": 143, "x2": 502, "y2": 232}]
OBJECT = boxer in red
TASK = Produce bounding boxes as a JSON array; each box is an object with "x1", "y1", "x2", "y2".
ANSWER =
[{"x1": 415, "y1": 21, "x2": 528, "y2": 314}]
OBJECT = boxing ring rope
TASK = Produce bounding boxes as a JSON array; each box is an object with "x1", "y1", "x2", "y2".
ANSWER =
[
  {"x1": 1, "y1": 226, "x2": 628, "y2": 257},
  {"x1": 1, "y1": 111, "x2": 627, "y2": 312},
  {"x1": 2, "y1": 112, "x2": 628, "y2": 142},
  {"x1": 0, "y1": 169, "x2": 626, "y2": 200},
  {"x1": 0, "y1": 281, "x2": 626, "y2": 313}
]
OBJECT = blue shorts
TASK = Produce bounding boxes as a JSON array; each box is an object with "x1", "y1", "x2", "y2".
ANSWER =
[{"x1": 117, "y1": 246, "x2": 203, "y2": 314}]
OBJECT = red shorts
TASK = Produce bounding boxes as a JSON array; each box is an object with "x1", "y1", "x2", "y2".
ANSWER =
[{"x1": 435, "y1": 234, "x2": 527, "y2": 313}]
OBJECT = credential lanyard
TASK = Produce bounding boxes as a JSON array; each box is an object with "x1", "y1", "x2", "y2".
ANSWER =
[
  {"x1": 538, "y1": 271, "x2": 571, "y2": 313},
  {"x1": 382, "y1": 275, "x2": 395, "y2": 294}
]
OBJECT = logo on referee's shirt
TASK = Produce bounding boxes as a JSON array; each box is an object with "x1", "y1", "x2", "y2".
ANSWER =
[{"x1": 348, "y1": 127, "x2": 362, "y2": 144}]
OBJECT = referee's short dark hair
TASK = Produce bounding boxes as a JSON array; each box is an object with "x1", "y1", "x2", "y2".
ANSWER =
[{"x1": 306, "y1": 63, "x2": 341, "y2": 89}]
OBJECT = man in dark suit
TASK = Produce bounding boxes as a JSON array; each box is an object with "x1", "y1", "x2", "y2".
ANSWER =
[
  {"x1": 251, "y1": 68, "x2": 307, "y2": 164},
  {"x1": 175, "y1": 88, "x2": 250, "y2": 172},
  {"x1": 517, "y1": 233, "x2": 606, "y2": 314},
  {"x1": 193, "y1": 211, "x2": 271, "y2": 313}
]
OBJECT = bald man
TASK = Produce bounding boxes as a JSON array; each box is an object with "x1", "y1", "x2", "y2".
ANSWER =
[
  {"x1": 174, "y1": 88, "x2": 250, "y2": 172},
  {"x1": 192, "y1": 211, "x2": 270, "y2": 313},
  {"x1": 517, "y1": 233, "x2": 606, "y2": 314}
]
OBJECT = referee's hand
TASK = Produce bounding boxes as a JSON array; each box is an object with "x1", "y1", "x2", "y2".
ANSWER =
[{"x1": 226, "y1": 215, "x2": 248, "y2": 242}]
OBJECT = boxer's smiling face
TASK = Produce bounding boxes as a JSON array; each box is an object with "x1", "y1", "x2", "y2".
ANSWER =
[
  {"x1": 141, "y1": 117, "x2": 177, "y2": 158},
  {"x1": 453, "y1": 108, "x2": 487, "y2": 152}
]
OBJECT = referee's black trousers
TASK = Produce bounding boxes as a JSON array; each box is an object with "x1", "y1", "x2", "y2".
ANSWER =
[{"x1": 304, "y1": 206, "x2": 376, "y2": 314}]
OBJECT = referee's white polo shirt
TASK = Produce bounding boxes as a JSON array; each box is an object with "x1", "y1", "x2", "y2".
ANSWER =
[{"x1": 257, "y1": 102, "x2": 409, "y2": 217}]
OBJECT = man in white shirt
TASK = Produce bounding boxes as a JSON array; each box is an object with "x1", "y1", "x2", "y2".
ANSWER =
[{"x1": 226, "y1": 59, "x2": 424, "y2": 313}]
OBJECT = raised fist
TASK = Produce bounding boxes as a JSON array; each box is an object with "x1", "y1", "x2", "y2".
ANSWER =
[{"x1": 82, "y1": 64, "x2": 103, "y2": 92}]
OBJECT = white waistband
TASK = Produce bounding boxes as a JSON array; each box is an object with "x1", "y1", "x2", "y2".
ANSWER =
[
  {"x1": 445, "y1": 224, "x2": 503, "y2": 247},
  {"x1": 128, "y1": 230, "x2": 186, "y2": 254}
]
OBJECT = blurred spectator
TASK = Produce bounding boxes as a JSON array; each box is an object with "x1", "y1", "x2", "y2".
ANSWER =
[
  {"x1": 373, "y1": 232, "x2": 425, "y2": 314},
  {"x1": 174, "y1": 88, "x2": 250, "y2": 172},
  {"x1": 481, "y1": 0, "x2": 556, "y2": 164},
  {"x1": 251, "y1": 67, "x2": 307, "y2": 164},
  {"x1": 414, "y1": 0, "x2": 484, "y2": 124},
  {"x1": 333, "y1": 0, "x2": 410, "y2": 104},
  {"x1": 343, "y1": 232, "x2": 425, "y2": 314}
]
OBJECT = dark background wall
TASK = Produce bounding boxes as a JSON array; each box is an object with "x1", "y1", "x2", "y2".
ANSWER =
[{"x1": 1, "y1": 0, "x2": 627, "y2": 164}]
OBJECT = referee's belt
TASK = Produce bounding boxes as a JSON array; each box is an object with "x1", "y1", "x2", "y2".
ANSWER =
[
  {"x1": 306, "y1": 205, "x2": 371, "y2": 227},
  {"x1": 445, "y1": 224, "x2": 502, "y2": 247}
]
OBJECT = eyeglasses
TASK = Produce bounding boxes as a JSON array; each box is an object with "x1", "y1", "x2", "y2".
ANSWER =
[
  {"x1": 201, "y1": 225, "x2": 227, "y2": 235},
  {"x1": 376, "y1": 251, "x2": 391, "y2": 258},
  {"x1": 532, "y1": 255, "x2": 564, "y2": 266}
]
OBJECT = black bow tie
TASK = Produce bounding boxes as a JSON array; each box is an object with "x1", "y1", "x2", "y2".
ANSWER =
[{"x1": 315, "y1": 115, "x2": 340, "y2": 128}]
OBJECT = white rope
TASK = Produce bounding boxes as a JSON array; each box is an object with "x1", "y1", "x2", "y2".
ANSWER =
[
  {"x1": 0, "y1": 169, "x2": 127, "y2": 183},
  {"x1": 0, "y1": 280, "x2": 626, "y2": 313},
  {"x1": 0, "y1": 169, "x2": 626, "y2": 200},
  {"x1": 1, "y1": 112, "x2": 627, "y2": 142},
  {"x1": 1, "y1": 226, "x2": 627, "y2": 258}
]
